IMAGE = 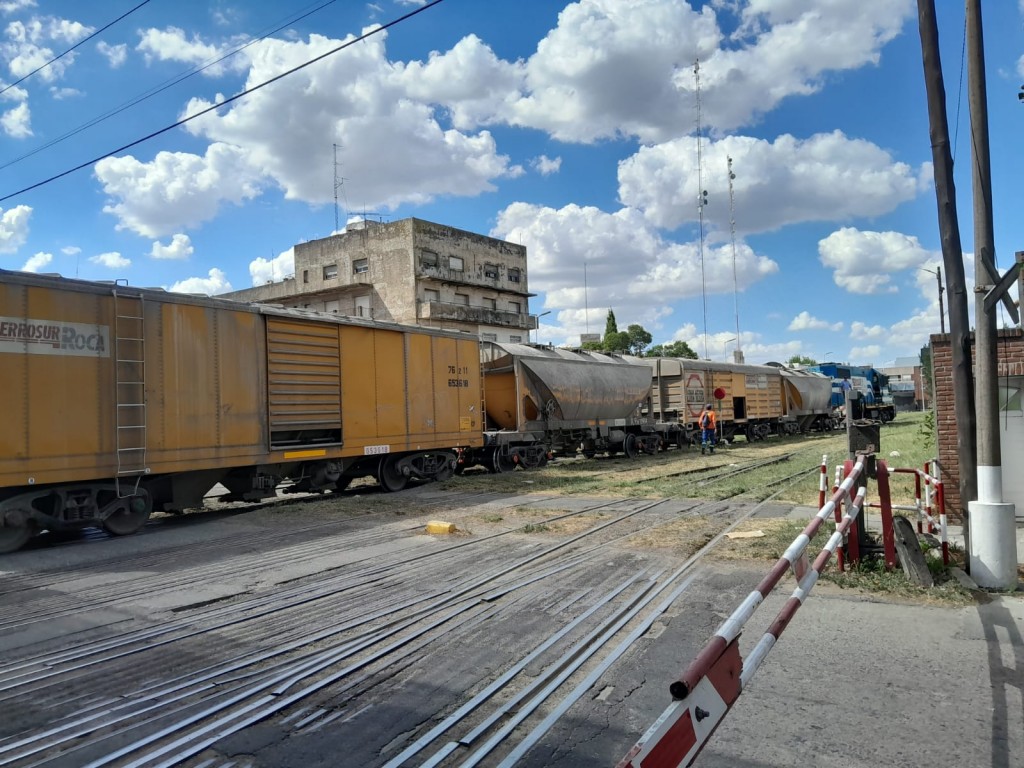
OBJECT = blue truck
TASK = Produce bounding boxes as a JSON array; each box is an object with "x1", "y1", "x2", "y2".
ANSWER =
[{"x1": 806, "y1": 363, "x2": 897, "y2": 423}]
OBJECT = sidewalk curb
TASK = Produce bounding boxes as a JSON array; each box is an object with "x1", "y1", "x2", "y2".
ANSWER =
[{"x1": 950, "y1": 567, "x2": 978, "y2": 590}]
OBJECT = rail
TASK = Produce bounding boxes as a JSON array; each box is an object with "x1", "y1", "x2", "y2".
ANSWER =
[{"x1": 617, "y1": 455, "x2": 867, "y2": 768}]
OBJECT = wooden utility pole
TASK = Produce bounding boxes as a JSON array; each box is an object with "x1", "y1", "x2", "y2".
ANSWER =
[
  {"x1": 916, "y1": 0, "x2": 977, "y2": 532},
  {"x1": 966, "y1": 0, "x2": 1018, "y2": 589}
]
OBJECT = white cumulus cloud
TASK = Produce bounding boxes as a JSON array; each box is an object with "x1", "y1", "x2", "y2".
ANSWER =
[
  {"x1": 249, "y1": 247, "x2": 295, "y2": 286},
  {"x1": 818, "y1": 227, "x2": 933, "y2": 294},
  {"x1": 531, "y1": 155, "x2": 562, "y2": 175},
  {"x1": 850, "y1": 321, "x2": 887, "y2": 340},
  {"x1": 148, "y1": 233, "x2": 194, "y2": 260},
  {"x1": 788, "y1": 311, "x2": 843, "y2": 332},
  {"x1": 89, "y1": 251, "x2": 130, "y2": 269},
  {"x1": 618, "y1": 132, "x2": 924, "y2": 234},
  {"x1": 0, "y1": 99, "x2": 29, "y2": 136},
  {"x1": 20, "y1": 250, "x2": 50, "y2": 272},
  {"x1": 0, "y1": 203, "x2": 31, "y2": 252},
  {"x1": 169, "y1": 267, "x2": 232, "y2": 295},
  {"x1": 96, "y1": 40, "x2": 127, "y2": 67},
  {"x1": 94, "y1": 143, "x2": 262, "y2": 238}
]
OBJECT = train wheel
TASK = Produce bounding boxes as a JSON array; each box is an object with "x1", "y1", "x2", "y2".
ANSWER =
[
  {"x1": 102, "y1": 494, "x2": 152, "y2": 537},
  {"x1": 0, "y1": 519, "x2": 31, "y2": 554},
  {"x1": 434, "y1": 458, "x2": 454, "y2": 482},
  {"x1": 491, "y1": 448, "x2": 516, "y2": 474},
  {"x1": 623, "y1": 433, "x2": 639, "y2": 459},
  {"x1": 378, "y1": 456, "x2": 408, "y2": 492}
]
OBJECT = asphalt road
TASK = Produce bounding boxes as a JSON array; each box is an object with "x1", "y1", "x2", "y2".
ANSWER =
[{"x1": 0, "y1": 484, "x2": 1021, "y2": 768}]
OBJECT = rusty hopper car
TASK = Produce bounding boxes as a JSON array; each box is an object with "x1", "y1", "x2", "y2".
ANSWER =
[
  {"x1": 469, "y1": 342, "x2": 663, "y2": 471},
  {"x1": 0, "y1": 271, "x2": 483, "y2": 553},
  {"x1": 776, "y1": 365, "x2": 837, "y2": 432}
]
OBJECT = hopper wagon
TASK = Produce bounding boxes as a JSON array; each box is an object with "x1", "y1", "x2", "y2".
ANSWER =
[
  {"x1": 465, "y1": 342, "x2": 671, "y2": 471},
  {"x1": 0, "y1": 270, "x2": 483, "y2": 553}
]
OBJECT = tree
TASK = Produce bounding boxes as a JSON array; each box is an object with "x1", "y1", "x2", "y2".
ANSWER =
[
  {"x1": 604, "y1": 309, "x2": 618, "y2": 339},
  {"x1": 604, "y1": 330, "x2": 631, "y2": 353},
  {"x1": 646, "y1": 340, "x2": 698, "y2": 359},
  {"x1": 626, "y1": 324, "x2": 652, "y2": 356},
  {"x1": 787, "y1": 354, "x2": 817, "y2": 366}
]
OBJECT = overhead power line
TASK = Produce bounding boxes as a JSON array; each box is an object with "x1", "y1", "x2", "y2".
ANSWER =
[
  {"x1": 0, "y1": 0, "x2": 445, "y2": 204},
  {"x1": 0, "y1": 0, "x2": 155, "y2": 98},
  {"x1": 0, "y1": 0, "x2": 343, "y2": 173}
]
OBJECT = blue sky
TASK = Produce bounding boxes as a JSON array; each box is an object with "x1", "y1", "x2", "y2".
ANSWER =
[{"x1": 0, "y1": 0, "x2": 1022, "y2": 365}]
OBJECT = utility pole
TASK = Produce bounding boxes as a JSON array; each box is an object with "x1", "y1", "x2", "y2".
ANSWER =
[
  {"x1": 727, "y1": 157, "x2": 743, "y2": 363},
  {"x1": 966, "y1": 0, "x2": 1018, "y2": 589},
  {"x1": 916, "y1": 0, "x2": 977, "y2": 539},
  {"x1": 694, "y1": 60, "x2": 709, "y2": 360}
]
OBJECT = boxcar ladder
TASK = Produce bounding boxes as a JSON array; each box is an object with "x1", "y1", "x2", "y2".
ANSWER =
[{"x1": 113, "y1": 288, "x2": 149, "y2": 495}]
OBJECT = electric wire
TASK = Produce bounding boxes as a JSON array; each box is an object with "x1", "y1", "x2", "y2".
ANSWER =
[
  {"x1": 0, "y1": 0, "x2": 445, "y2": 204},
  {"x1": 0, "y1": 0, "x2": 155, "y2": 98},
  {"x1": 0, "y1": 0, "x2": 343, "y2": 173}
]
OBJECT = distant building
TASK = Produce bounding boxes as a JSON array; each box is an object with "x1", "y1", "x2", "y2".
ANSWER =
[
  {"x1": 223, "y1": 218, "x2": 536, "y2": 343},
  {"x1": 878, "y1": 355, "x2": 927, "y2": 411}
]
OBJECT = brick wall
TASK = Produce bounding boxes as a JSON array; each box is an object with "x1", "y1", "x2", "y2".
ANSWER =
[{"x1": 930, "y1": 328, "x2": 1024, "y2": 514}]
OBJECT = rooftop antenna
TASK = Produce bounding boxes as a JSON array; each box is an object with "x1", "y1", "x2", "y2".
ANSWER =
[
  {"x1": 584, "y1": 259, "x2": 590, "y2": 334},
  {"x1": 727, "y1": 156, "x2": 742, "y2": 362},
  {"x1": 694, "y1": 59, "x2": 709, "y2": 360},
  {"x1": 332, "y1": 143, "x2": 344, "y2": 233}
]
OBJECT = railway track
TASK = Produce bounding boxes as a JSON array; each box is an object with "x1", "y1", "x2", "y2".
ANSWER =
[{"x1": 0, "y1": 461, "x2": 819, "y2": 768}]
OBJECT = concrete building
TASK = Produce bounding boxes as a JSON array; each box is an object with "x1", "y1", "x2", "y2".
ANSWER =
[
  {"x1": 878, "y1": 355, "x2": 927, "y2": 411},
  {"x1": 930, "y1": 328, "x2": 1024, "y2": 521},
  {"x1": 224, "y1": 218, "x2": 536, "y2": 343}
]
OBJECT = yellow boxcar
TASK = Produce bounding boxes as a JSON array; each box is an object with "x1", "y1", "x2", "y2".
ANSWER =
[{"x1": 0, "y1": 271, "x2": 482, "y2": 552}]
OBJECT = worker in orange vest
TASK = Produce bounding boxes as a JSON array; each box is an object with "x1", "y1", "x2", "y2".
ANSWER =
[{"x1": 699, "y1": 403, "x2": 717, "y2": 455}]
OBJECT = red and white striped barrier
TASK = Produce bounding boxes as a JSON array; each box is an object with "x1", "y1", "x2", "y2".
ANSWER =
[
  {"x1": 868, "y1": 460, "x2": 948, "y2": 566},
  {"x1": 617, "y1": 456, "x2": 867, "y2": 768}
]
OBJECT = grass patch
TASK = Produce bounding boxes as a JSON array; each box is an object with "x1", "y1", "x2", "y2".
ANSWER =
[
  {"x1": 521, "y1": 523, "x2": 551, "y2": 534},
  {"x1": 713, "y1": 516, "x2": 973, "y2": 606}
]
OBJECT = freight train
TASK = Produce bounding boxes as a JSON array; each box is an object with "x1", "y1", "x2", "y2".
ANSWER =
[
  {"x1": 0, "y1": 270, "x2": 482, "y2": 553},
  {"x1": 459, "y1": 344, "x2": 837, "y2": 471},
  {"x1": 0, "y1": 271, "x2": 839, "y2": 553}
]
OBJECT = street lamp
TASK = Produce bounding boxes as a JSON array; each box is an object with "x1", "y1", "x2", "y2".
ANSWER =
[
  {"x1": 532, "y1": 310, "x2": 551, "y2": 344},
  {"x1": 920, "y1": 266, "x2": 946, "y2": 334},
  {"x1": 723, "y1": 337, "x2": 736, "y2": 361}
]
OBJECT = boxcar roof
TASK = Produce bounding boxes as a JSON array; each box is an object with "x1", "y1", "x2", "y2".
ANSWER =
[{"x1": 0, "y1": 269, "x2": 478, "y2": 341}]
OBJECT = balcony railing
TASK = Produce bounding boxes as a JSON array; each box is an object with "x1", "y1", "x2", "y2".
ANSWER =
[{"x1": 418, "y1": 300, "x2": 532, "y2": 329}]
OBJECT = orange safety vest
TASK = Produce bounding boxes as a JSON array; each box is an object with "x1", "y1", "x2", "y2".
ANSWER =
[{"x1": 699, "y1": 409, "x2": 716, "y2": 429}]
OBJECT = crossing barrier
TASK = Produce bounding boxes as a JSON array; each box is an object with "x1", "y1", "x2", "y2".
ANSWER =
[
  {"x1": 868, "y1": 458, "x2": 948, "y2": 566},
  {"x1": 616, "y1": 456, "x2": 867, "y2": 768}
]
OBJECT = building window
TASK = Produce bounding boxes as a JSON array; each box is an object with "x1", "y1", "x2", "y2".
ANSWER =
[
  {"x1": 323, "y1": 264, "x2": 338, "y2": 280},
  {"x1": 483, "y1": 297, "x2": 496, "y2": 310},
  {"x1": 509, "y1": 335, "x2": 522, "y2": 343},
  {"x1": 508, "y1": 267, "x2": 521, "y2": 283},
  {"x1": 455, "y1": 293, "x2": 469, "y2": 305},
  {"x1": 508, "y1": 301, "x2": 521, "y2": 313},
  {"x1": 355, "y1": 295, "x2": 371, "y2": 317},
  {"x1": 302, "y1": 270, "x2": 309, "y2": 283},
  {"x1": 421, "y1": 250, "x2": 438, "y2": 268},
  {"x1": 484, "y1": 263, "x2": 499, "y2": 279},
  {"x1": 449, "y1": 255, "x2": 464, "y2": 271},
  {"x1": 481, "y1": 333, "x2": 498, "y2": 341},
  {"x1": 423, "y1": 289, "x2": 440, "y2": 303},
  {"x1": 352, "y1": 258, "x2": 368, "y2": 274}
]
